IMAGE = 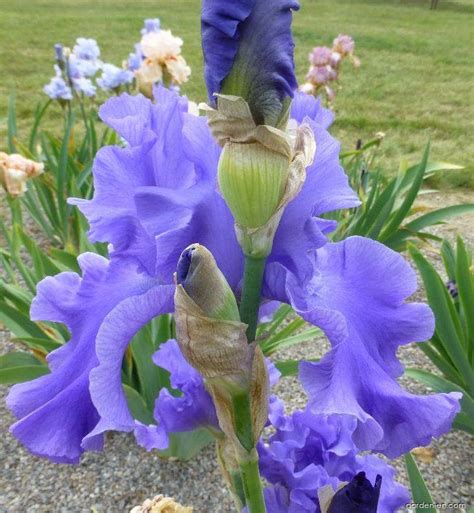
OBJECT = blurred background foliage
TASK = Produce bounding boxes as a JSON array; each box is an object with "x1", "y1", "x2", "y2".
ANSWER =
[{"x1": 0, "y1": 0, "x2": 473, "y2": 187}]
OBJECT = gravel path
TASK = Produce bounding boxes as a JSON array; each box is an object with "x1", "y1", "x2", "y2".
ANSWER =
[{"x1": 0, "y1": 190, "x2": 473, "y2": 512}]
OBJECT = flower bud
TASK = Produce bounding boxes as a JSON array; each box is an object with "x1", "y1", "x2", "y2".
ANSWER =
[
  {"x1": 0, "y1": 152, "x2": 44, "y2": 197},
  {"x1": 202, "y1": 95, "x2": 315, "y2": 258},
  {"x1": 129, "y1": 494, "x2": 192, "y2": 513},
  {"x1": 176, "y1": 244, "x2": 239, "y2": 322},
  {"x1": 218, "y1": 142, "x2": 290, "y2": 229},
  {"x1": 319, "y1": 472, "x2": 382, "y2": 513},
  {"x1": 54, "y1": 44, "x2": 64, "y2": 64},
  {"x1": 174, "y1": 244, "x2": 269, "y2": 452}
]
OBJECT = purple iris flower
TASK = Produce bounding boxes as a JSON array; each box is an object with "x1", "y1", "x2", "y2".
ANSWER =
[
  {"x1": 142, "y1": 18, "x2": 161, "y2": 34},
  {"x1": 54, "y1": 43, "x2": 64, "y2": 63},
  {"x1": 201, "y1": 0, "x2": 299, "y2": 124},
  {"x1": 43, "y1": 67, "x2": 73, "y2": 101},
  {"x1": 8, "y1": 86, "x2": 460, "y2": 464},
  {"x1": 135, "y1": 339, "x2": 219, "y2": 451},
  {"x1": 257, "y1": 401, "x2": 409, "y2": 513},
  {"x1": 72, "y1": 57, "x2": 101, "y2": 78},
  {"x1": 73, "y1": 77, "x2": 96, "y2": 97},
  {"x1": 73, "y1": 37, "x2": 101, "y2": 61},
  {"x1": 128, "y1": 43, "x2": 143, "y2": 71},
  {"x1": 97, "y1": 64, "x2": 134, "y2": 91}
]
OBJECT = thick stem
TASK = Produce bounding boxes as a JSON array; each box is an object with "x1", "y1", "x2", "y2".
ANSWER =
[
  {"x1": 239, "y1": 255, "x2": 267, "y2": 342},
  {"x1": 239, "y1": 449, "x2": 266, "y2": 513},
  {"x1": 232, "y1": 255, "x2": 268, "y2": 513}
]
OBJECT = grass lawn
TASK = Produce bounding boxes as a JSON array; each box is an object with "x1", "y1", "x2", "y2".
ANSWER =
[{"x1": 0, "y1": 0, "x2": 473, "y2": 187}]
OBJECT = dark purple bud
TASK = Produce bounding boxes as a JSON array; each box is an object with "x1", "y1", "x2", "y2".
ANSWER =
[
  {"x1": 176, "y1": 244, "x2": 198, "y2": 285},
  {"x1": 328, "y1": 472, "x2": 382, "y2": 513},
  {"x1": 446, "y1": 279, "x2": 458, "y2": 299},
  {"x1": 54, "y1": 44, "x2": 64, "y2": 62},
  {"x1": 176, "y1": 244, "x2": 239, "y2": 321}
]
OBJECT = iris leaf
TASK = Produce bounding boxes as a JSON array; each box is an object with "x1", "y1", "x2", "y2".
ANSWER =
[{"x1": 404, "y1": 453, "x2": 437, "y2": 510}]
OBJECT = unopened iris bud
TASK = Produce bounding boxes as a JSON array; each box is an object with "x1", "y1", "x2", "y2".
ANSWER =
[
  {"x1": 176, "y1": 244, "x2": 239, "y2": 322},
  {"x1": 54, "y1": 44, "x2": 64, "y2": 63},
  {"x1": 202, "y1": 0, "x2": 299, "y2": 126},
  {"x1": 321, "y1": 472, "x2": 382, "y2": 513},
  {"x1": 218, "y1": 142, "x2": 290, "y2": 229},
  {"x1": 174, "y1": 244, "x2": 269, "y2": 452},
  {"x1": 203, "y1": 96, "x2": 315, "y2": 258}
]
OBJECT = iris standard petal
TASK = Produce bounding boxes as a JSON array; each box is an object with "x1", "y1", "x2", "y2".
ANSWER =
[
  {"x1": 73, "y1": 88, "x2": 356, "y2": 294},
  {"x1": 270, "y1": 112, "x2": 360, "y2": 285}
]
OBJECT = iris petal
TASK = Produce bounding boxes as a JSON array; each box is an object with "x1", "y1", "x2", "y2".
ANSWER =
[{"x1": 7, "y1": 254, "x2": 160, "y2": 463}]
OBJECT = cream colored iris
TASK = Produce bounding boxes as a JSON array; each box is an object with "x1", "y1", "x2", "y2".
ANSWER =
[
  {"x1": 135, "y1": 30, "x2": 191, "y2": 96},
  {"x1": 0, "y1": 152, "x2": 44, "y2": 197}
]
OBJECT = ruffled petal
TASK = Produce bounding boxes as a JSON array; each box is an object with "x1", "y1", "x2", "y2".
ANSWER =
[
  {"x1": 98, "y1": 92, "x2": 155, "y2": 146},
  {"x1": 135, "y1": 183, "x2": 243, "y2": 288},
  {"x1": 7, "y1": 254, "x2": 159, "y2": 463},
  {"x1": 70, "y1": 144, "x2": 158, "y2": 274},
  {"x1": 269, "y1": 105, "x2": 360, "y2": 287},
  {"x1": 89, "y1": 285, "x2": 174, "y2": 432},
  {"x1": 152, "y1": 340, "x2": 219, "y2": 436},
  {"x1": 72, "y1": 88, "x2": 359, "y2": 295},
  {"x1": 202, "y1": 0, "x2": 299, "y2": 125},
  {"x1": 259, "y1": 407, "x2": 408, "y2": 512},
  {"x1": 292, "y1": 237, "x2": 461, "y2": 457}
]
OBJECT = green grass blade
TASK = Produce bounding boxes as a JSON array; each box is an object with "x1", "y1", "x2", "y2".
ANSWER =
[
  {"x1": 384, "y1": 204, "x2": 474, "y2": 249},
  {"x1": 12, "y1": 336, "x2": 62, "y2": 353},
  {"x1": 418, "y1": 342, "x2": 462, "y2": 386},
  {"x1": 57, "y1": 112, "x2": 75, "y2": 242},
  {"x1": 405, "y1": 204, "x2": 474, "y2": 233},
  {"x1": 130, "y1": 328, "x2": 171, "y2": 410},
  {"x1": 0, "y1": 351, "x2": 43, "y2": 368},
  {"x1": 261, "y1": 327, "x2": 321, "y2": 356},
  {"x1": 441, "y1": 239, "x2": 456, "y2": 281},
  {"x1": 28, "y1": 100, "x2": 52, "y2": 152},
  {"x1": 275, "y1": 358, "x2": 319, "y2": 377},
  {"x1": 123, "y1": 384, "x2": 154, "y2": 424}
]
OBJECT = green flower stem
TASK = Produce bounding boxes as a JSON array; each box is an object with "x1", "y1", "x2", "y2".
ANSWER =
[
  {"x1": 229, "y1": 470, "x2": 246, "y2": 512},
  {"x1": 230, "y1": 254, "x2": 268, "y2": 513},
  {"x1": 238, "y1": 449, "x2": 267, "y2": 513},
  {"x1": 240, "y1": 255, "x2": 267, "y2": 343},
  {"x1": 7, "y1": 196, "x2": 22, "y2": 227}
]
